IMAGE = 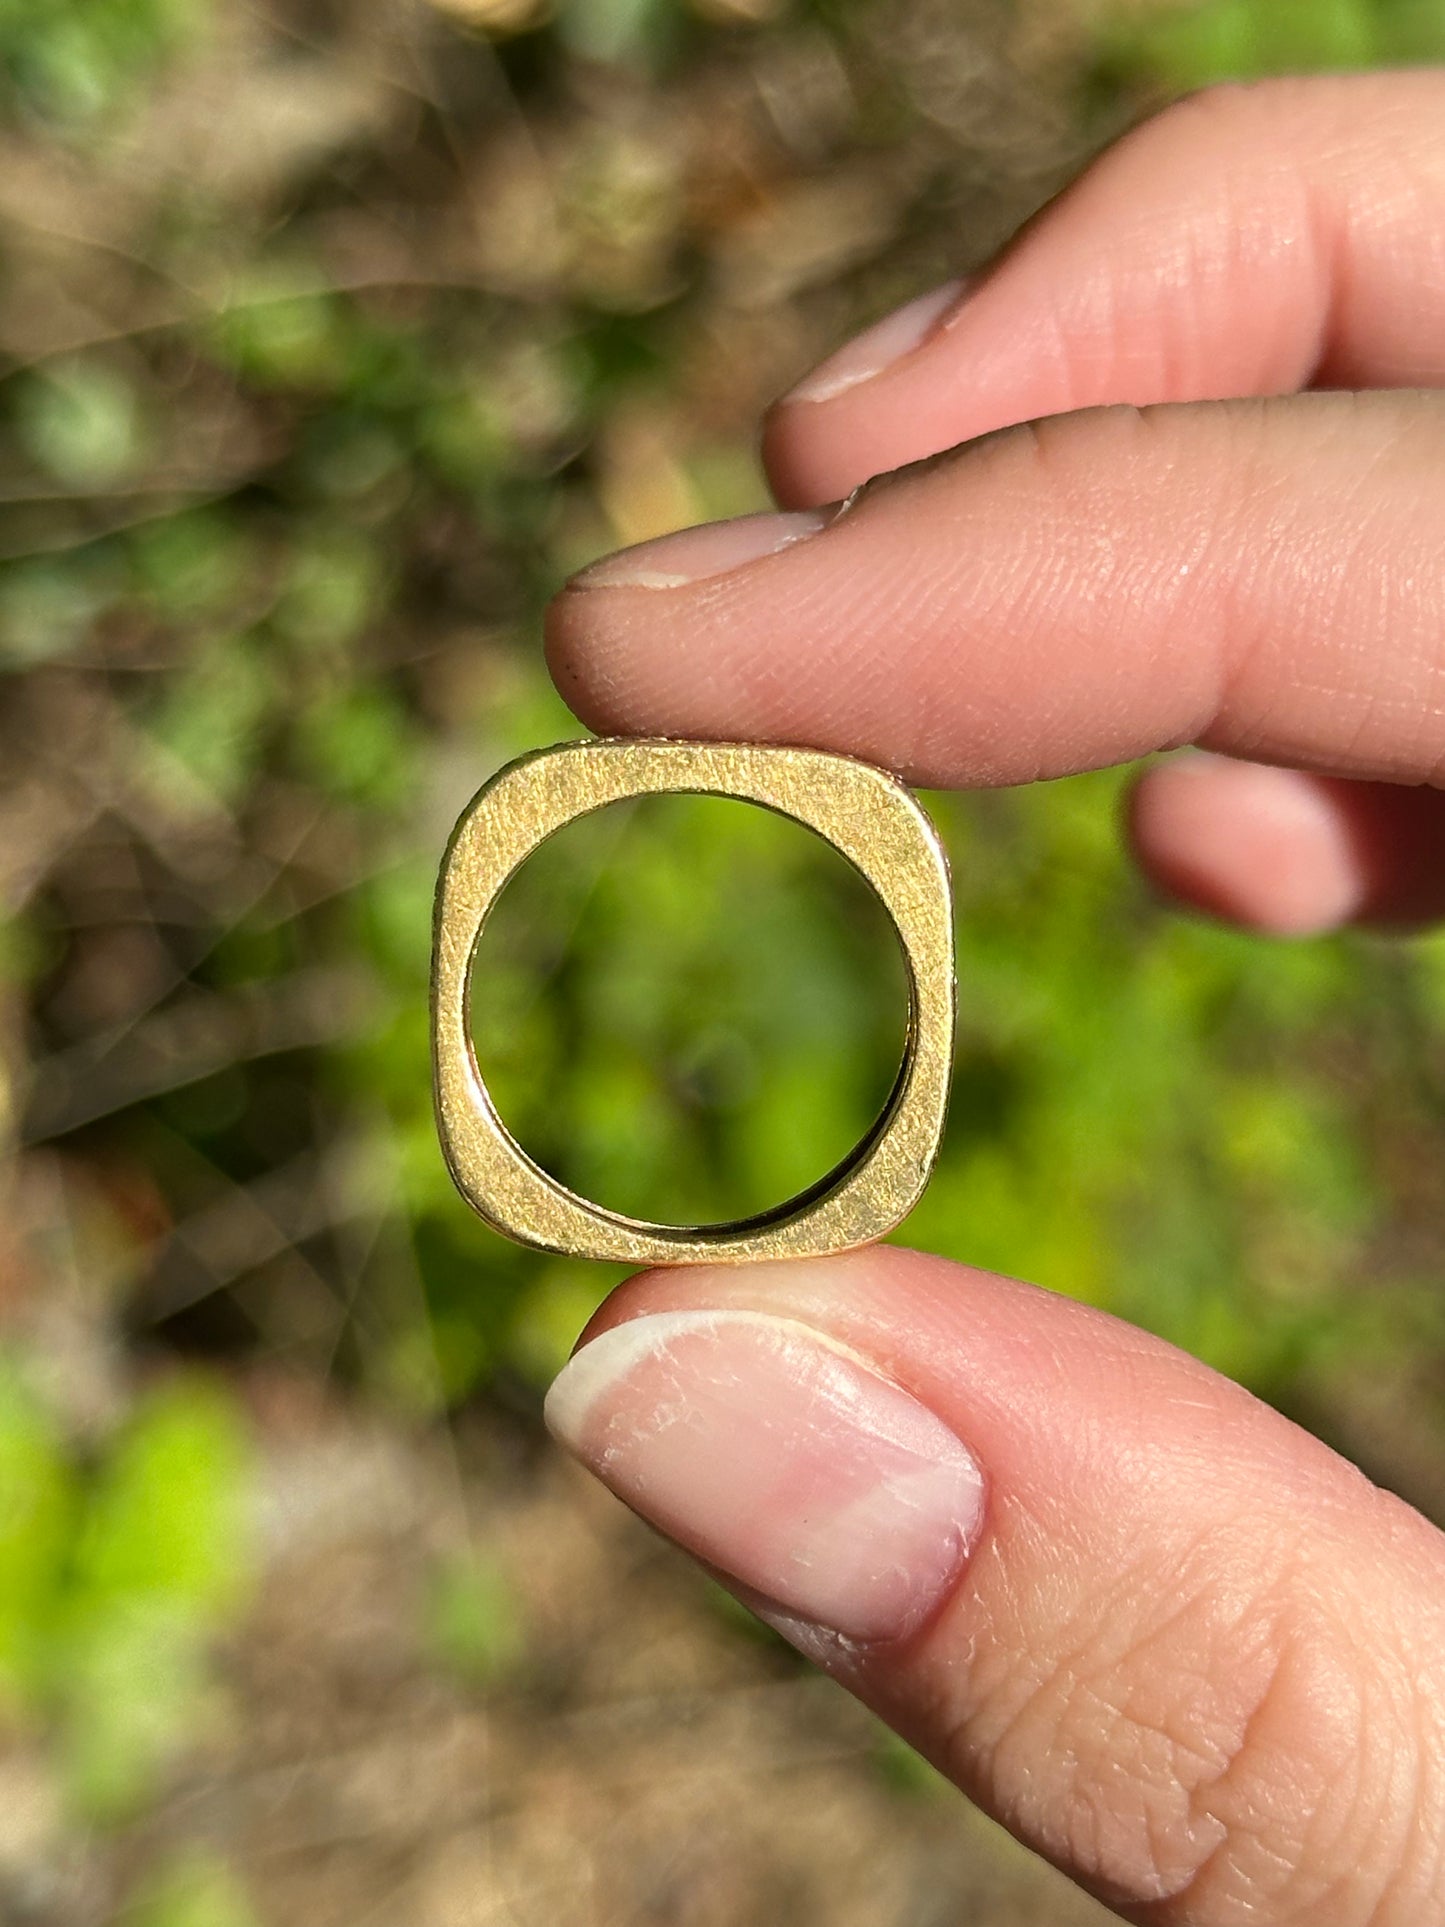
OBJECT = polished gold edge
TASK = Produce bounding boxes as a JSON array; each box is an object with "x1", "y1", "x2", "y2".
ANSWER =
[{"x1": 431, "y1": 738, "x2": 955, "y2": 1265}]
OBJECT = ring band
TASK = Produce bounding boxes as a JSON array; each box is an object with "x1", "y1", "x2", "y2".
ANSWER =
[{"x1": 432, "y1": 739, "x2": 955, "y2": 1265}]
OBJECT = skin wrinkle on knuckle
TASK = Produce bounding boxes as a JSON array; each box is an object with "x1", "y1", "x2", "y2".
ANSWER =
[
  {"x1": 1202, "y1": 406, "x2": 1375, "y2": 749},
  {"x1": 859, "y1": 402, "x2": 1227, "y2": 774},
  {"x1": 1343, "y1": 1580, "x2": 1445, "y2": 1924},
  {"x1": 1179, "y1": 391, "x2": 1445, "y2": 766},
  {"x1": 974, "y1": 1666, "x2": 1227, "y2": 1902},
  {"x1": 929, "y1": 1514, "x2": 1439, "y2": 1920},
  {"x1": 1163, "y1": 1582, "x2": 1443, "y2": 1927},
  {"x1": 1170, "y1": 1640, "x2": 1338, "y2": 1920},
  {"x1": 935, "y1": 1546, "x2": 1269, "y2": 1898},
  {"x1": 1217, "y1": 398, "x2": 1445, "y2": 774},
  {"x1": 1408, "y1": 1706, "x2": 1445, "y2": 1927},
  {"x1": 1006, "y1": 405, "x2": 1232, "y2": 736},
  {"x1": 1152, "y1": 216, "x2": 1255, "y2": 393}
]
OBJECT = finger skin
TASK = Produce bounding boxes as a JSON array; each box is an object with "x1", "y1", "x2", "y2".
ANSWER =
[
  {"x1": 573, "y1": 1251, "x2": 1445, "y2": 1926},
  {"x1": 763, "y1": 73, "x2": 1445, "y2": 508},
  {"x1": 1129, "y1": 757, "x2": 1445, "y2": 935},
  {"x1": 547, "y1": 391, "x2": 1445, "y2": 790}
]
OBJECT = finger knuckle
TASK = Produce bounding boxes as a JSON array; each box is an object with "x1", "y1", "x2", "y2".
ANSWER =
[
  {"x1": 1160, "y1": 1579, "x2": 1425, "y2": 1926},
  {"x1": 960, "y1": 1527, "x2": 1440, "y2": 1923}
]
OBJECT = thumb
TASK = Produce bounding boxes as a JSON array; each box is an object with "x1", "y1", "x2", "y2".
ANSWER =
[{"x1": 545, "y1": 1250, "x2": 1445, "y2": 1926}]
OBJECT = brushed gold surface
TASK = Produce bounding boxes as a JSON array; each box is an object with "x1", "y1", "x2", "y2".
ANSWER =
[{"x1": 432, "y1": 739, "x2": 955, "y2": 1265}]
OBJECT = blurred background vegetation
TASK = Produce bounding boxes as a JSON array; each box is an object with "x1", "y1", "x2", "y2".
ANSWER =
[{"x1": 2, "y1": 0, "x2": 1445, "y2": 1921}]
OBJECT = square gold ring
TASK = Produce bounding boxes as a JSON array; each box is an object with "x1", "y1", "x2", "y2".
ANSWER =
[{"x1": 432, "y1": 739, "x2": 955, "y2": 1265}]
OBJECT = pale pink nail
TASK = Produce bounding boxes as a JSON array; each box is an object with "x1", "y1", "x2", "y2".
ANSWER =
[
  {"x1": 545, "y1": 1310, "x2": 986, "y2": 1643},
  {"x1": 568, "y1": 508, "x2": 830, "y2": 591},
  {"x1": 780, "y1": 278, "x2": 967, "y2": 405}
]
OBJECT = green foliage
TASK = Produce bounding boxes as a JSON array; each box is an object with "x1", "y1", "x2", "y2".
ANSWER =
[
  {"x1": 122, "y1": 1850, "x2": 258, "y2": 1927},
  {"x1": 131, "y1": 512, "x2": 253, "y2": 625},
  {"x1": 16, "y1": 361, "x2": 147, "y2": 489},
  {"x1": 0, "y1": 1368, "x2": 76, "y2": 1705},
  {"x1": 71, "y1": 1378, "x2": 249, "y2": 1618},
  {"x1": 870, "y1": 1727, "x2": 949, "y2": 1801},
  {"x1": 0, "y1": 1369, "x2": 252, "y2": 1823},
  {"x1": 1097, "y1": 0, "x2": 1445, "y2": 88},
  {"x1": 0, "y1": 556, "x2": 112, "y2": 665},
  {"x1": 0, "y1": 0, "x2": 213, "y2": 126},
  {"x1": 556, "y1": 0, "x2": 680, "y2": 69},
  {"x1": 210, "y1": 290, "x2": 351, "y2": 393},
  {"x1": 146, "y1": 634, "x2": 274, "y2": 803},
  {"x1": 422, "y1": 1550, "x2": 528, "y2": 1688}
]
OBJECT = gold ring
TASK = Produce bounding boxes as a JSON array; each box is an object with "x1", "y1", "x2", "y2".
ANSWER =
[{"x1": 432, "y1": 739, "x2": 955, "y2": 1265}]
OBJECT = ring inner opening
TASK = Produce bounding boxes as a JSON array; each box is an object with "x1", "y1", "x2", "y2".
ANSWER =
[{"x1": 467, "y1": 791, "x2": 911, "y2": 1228}]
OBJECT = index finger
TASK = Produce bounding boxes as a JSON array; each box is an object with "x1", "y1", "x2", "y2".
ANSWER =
[{"x1": 546, "y1": 389, "x2": 1445, "y2": 790}]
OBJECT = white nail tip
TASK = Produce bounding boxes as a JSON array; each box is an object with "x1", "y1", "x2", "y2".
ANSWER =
[
  {"x1": 544, "y1": 1309, "x2": 871, "y2": 1446},
  {"x1": 782, "y1": 279, "x2": 967, "y2": 405}
]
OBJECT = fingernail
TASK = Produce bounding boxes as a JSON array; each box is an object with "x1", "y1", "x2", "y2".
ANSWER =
[
  {"x1": 545, "y1": 1309, "x2": 986, "y2": 1643},
  {"x1": 568, "y1": 508, "x2": 831, "y2": 591},
  {"x1": 780, "y1": 278, "x2": 967, "y2": 406}
]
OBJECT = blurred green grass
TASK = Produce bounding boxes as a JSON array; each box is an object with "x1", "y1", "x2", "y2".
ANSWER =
[
  {"x1": 0, "y1": 1368, "x2": 249, "y2": 1821},
  {"x1": 1095, "y1": 0, "x2": 1445, "y2": 84},
  {"x1": 4, "y1": 0, "x2": 1445, "y2": 1904}
]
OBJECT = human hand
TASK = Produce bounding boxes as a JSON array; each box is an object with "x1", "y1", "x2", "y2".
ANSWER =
[{"x1": 541, "y1": 75, "x2": 1445, "y2": 1924}]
